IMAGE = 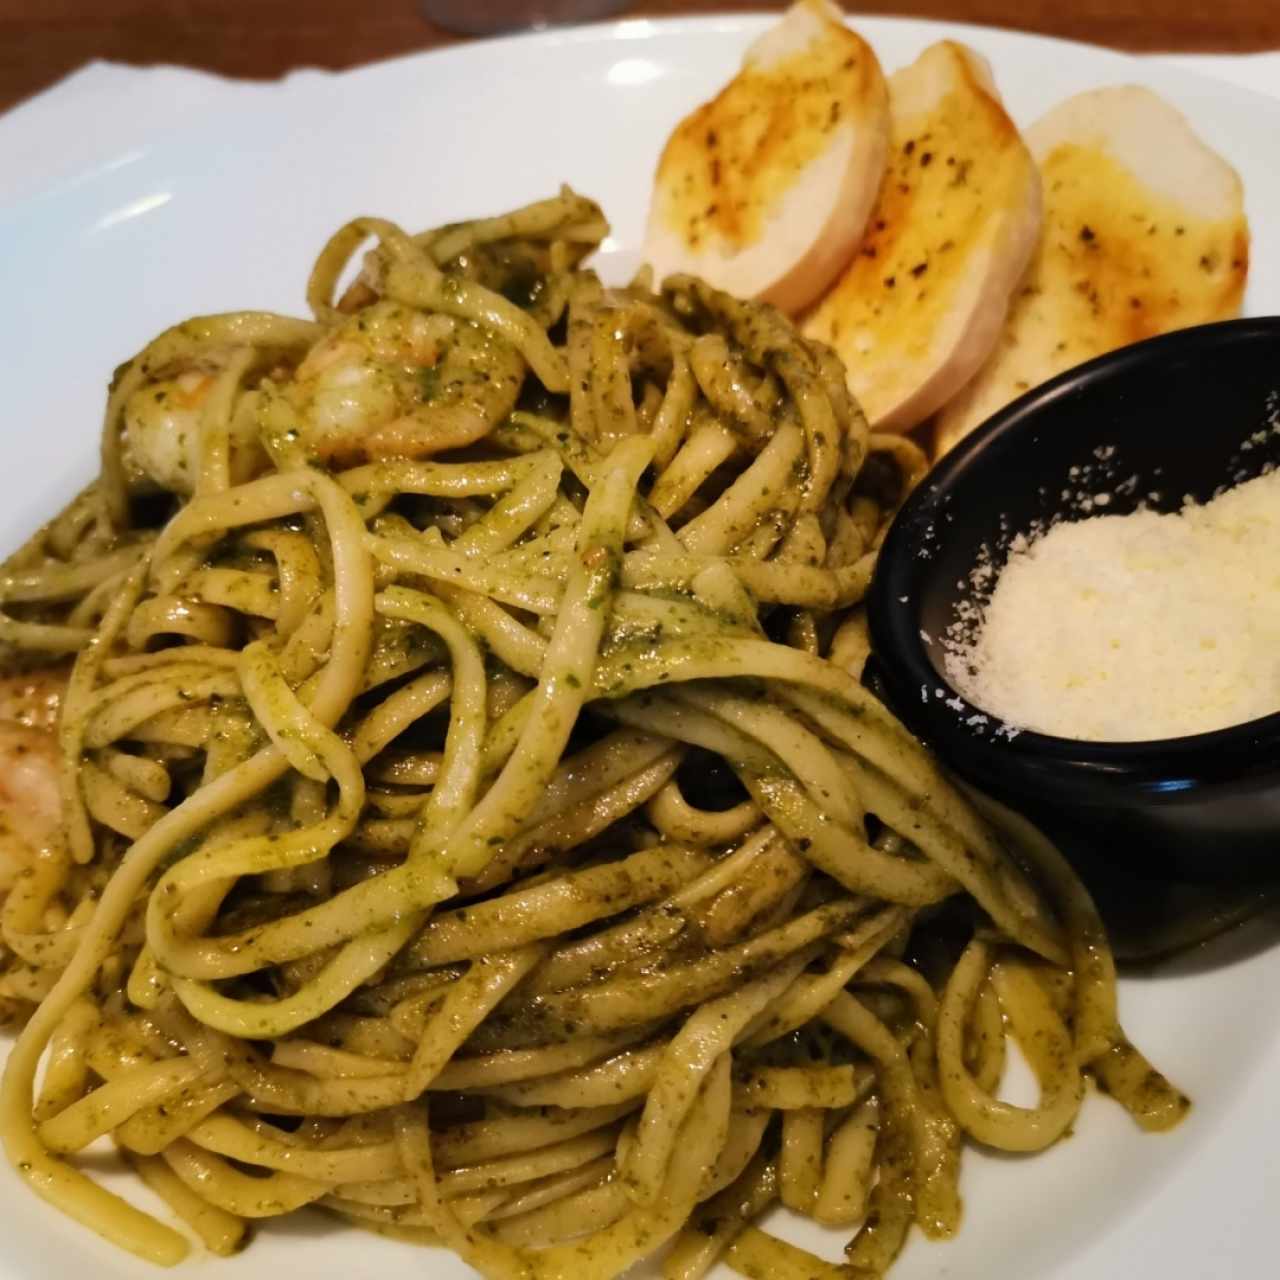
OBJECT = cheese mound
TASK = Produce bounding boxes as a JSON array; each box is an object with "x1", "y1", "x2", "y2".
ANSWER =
[{"x1": 946, "y1": 469, "x2": 1280, "y2": 741}]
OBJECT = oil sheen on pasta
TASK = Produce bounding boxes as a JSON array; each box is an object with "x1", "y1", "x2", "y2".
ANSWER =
[{"x1": 0, "y1": 189, "x2": 1185, "y2": 1279}]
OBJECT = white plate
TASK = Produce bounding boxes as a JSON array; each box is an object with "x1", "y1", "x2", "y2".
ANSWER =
[{"x1": 2, "y1": 14, "x2": 1280, "y2": 1280}]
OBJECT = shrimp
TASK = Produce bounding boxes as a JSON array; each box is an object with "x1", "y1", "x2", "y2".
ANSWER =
[
  {"x1": 126, "y1": 298, "x2": 529, "y2": 489},
  {"x1": 0, "y1": 667, "x2": 67, "y2": 733},
  {"x1": 275, "y1": 300, "x2": 527, "y2": 465},
  {"x1": 123, "y1": 363, "x2": 266, "y2": 495},
  {"x1": 0, "y1": 725, "x2": 63, "y2": 893},
  {"x1": 0, "y1": 669, "x2": 67, "y2": 891}
]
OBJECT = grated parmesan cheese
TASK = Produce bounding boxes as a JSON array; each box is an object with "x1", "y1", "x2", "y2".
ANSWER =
[{"x1": 945, "y1": 469, "x2": 1280, "y2": 741}]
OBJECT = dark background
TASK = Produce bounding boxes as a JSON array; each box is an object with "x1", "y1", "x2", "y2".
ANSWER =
[{"x1": 3, "y1": 0, "x2": 1278, "y2": 116}]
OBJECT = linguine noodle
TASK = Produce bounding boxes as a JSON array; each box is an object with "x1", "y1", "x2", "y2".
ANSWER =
[{"x1": 0, "y1": 189, "x2": 1185, "y2": 1277}]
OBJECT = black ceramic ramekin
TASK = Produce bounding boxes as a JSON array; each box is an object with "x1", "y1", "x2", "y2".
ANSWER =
[{"x1": 868, "y1": 319, "x2": 1280, "y2": 881}]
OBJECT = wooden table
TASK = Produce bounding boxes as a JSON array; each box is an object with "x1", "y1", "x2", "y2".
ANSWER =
[{"x1": 3, "y1": 0, "x2": 1277, "y2": 117}]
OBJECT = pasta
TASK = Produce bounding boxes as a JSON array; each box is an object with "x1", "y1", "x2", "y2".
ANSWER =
[{"x1": 0, "y1": 188, "x2": 1186, "y2": 1277}]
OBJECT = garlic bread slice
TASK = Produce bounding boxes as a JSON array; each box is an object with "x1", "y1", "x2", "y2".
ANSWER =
[
  {"x1": 644, "y1": 0, "x2": 889, "y2": 315},
  {"x1": 935, "y1": 86, "x2": 1249, "y2": 455},
  {"x1": 802, "y1": 41, "x2": 1041, "y2": 433}
]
